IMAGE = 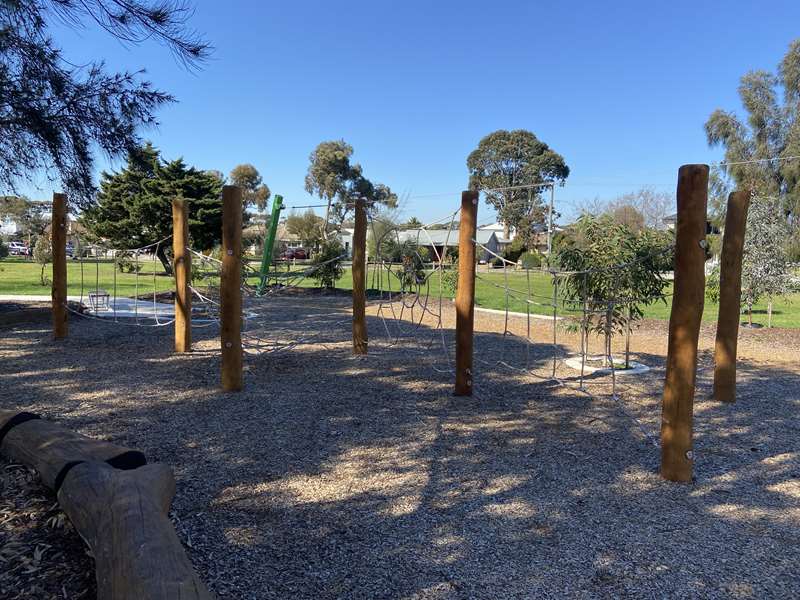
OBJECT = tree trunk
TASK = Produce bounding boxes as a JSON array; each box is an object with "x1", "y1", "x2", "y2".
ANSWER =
[
  {"x1": 767, "y1": 299, "x2": 773, "y2": 328},
  {"x1": 625, "y1": 305, "x2": 631, "y2": 369},
  {"x1": 503, "y1": 222, "x2": 510, "y2": 240},
  {"x1": 322, "y1": 197, "x2": 332, "y2": 241},
  {"x1": 748, "y1": 304, "x2": 753, "y2": 327},
  {"x1": 156, "y1": 244, "x2": 173, "y2": 275}
]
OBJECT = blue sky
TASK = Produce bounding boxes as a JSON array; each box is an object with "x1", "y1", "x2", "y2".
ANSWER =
[{"x1": 29, "y1": 0, "x2": 800, "y2": 223}]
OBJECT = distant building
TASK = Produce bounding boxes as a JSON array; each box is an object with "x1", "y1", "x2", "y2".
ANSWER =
[
  {"x1": 478, "y1": 222, "x2": 513, "y2": 253},
  {"x1": 393, "y1": 228, "x2": 501, "y2": 263},
  {"x1": 662, "y1": 213, "x2": 720, "y2": 234}
]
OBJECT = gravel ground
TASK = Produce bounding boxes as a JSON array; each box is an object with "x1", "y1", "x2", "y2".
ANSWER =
[{"x1": 0, "y1": 297, "x2": 799, "y2": 599}]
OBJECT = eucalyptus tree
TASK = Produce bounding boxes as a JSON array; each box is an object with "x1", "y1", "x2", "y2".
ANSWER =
[
  {"x1": 230, "y1": 164, "x2": 271, "y2": 211},
  {"x1": 741, "y1": 195, "x2": 791, "y2": 327},
  {"x1": 556, "y1": 214, "x2": 672, "y2": 367},
  {"x1": 705, "y1": 39, "x2": 800, "y2": 255},
  {"x1": 466, "y1": 129, "x2": 569, "y2": 239},
  {"x1": 304, "y1": 139, "x2": 397, "y2": 238},
  {"x1": 0, "y1": 0, "x2": 210, "y2": 208}
]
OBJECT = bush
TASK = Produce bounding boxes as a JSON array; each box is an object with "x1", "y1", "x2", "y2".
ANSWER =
[
  {"x1": 492, "y1": 257, "x2": 504, "y2": 268},
  {"x1": 0, "y1": 239, "x2": 8, "y2": 259},
  {"x1": 310, "y1": 240, "x2": 345, "y2": 289},
  {"x1": 556, "y1": 214, "x2": 671, "y2": 365},
  {"x1": 502, "y1": 237, "x2": 526, "y2": 263},
  {"x1": 705, "y1": 263, "x2": 721, "y2": 304},
  {"x1": 33, "y1": 235, "x2": 51, "y2": 285},
  {"x1": 520, "y1": 251, "x2": 542, "y2": 270},
  {"x1": 117, "y1": 251, "x2": 143, "y2": 274},
  {"x1": 441, "y1": 258, "x2": 458, "y2": 296}
]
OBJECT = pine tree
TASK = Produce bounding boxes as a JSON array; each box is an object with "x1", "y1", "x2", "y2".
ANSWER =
[{"x1": 81, "y1": 144, "x2": 226, "y2": 273}]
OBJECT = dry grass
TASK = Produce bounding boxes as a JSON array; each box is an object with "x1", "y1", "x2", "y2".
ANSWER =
[{"x1": 1, "y1": 297, "x2": 799, "y2": 599}]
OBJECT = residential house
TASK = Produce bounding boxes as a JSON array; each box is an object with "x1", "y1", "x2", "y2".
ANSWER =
[{"x1": 393, "y1": 228, "x2": 501, "y2": 263}]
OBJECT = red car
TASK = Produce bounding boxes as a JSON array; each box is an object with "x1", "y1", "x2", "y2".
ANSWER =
[{"x1": 281, "y1": 247, "x2": 307, "y2": 260}]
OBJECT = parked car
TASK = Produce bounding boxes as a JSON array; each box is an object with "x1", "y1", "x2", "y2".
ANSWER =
[
  {"x1": 8, "y1": 241, "x2": 29, "y2": 256},
  {"x1": 281, "y1": 247, "x2": 307, "y2": 260}
]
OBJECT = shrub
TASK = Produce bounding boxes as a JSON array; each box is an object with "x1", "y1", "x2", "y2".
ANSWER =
[
  {"x1": 520, "y1": 251, "x2": 542, "y2": 270},
  {"x1": 33, "y1": 235, "x2": 51, "y2": 285},
  {"x1": 502, "y1": 236, "x2": 527, "y2": 263},
  {"x1": 382, "y1": 239, "x2": 429, "y2": 289},
  {"x1": 705, "y1": 263, "x2": 721, "y2": 304},
  {"x1": 310, "y1": 240, "x2": 345, "y2": 289},
  {"x1": 117, "y1": 251, "x2": 143, "y2": 274},
  {"x1": 556, "y1": 214, "x2": 671, "y2": 366},
  {"x1": 492, "y1": 257, "x2": 504, "y2": 268},
  {"x1": 0, "y1": 239, "x2": 8, "y2": 259},
  {"x1": 441, "y1": 257, "x2": 458, "y2": 296}
]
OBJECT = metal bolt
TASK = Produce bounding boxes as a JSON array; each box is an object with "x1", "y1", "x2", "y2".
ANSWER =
[
  {"x1": 225, "y1": 342, "x2": 232, "y2": 348},
  {"x1": 467, "y1": 379, "x2": 472, "y2": 387},
  {"x1": 685, "y1": 450, "x2": 694, "y2": 460},
  {"x1": 227, "y1": 249, "x2": 233, "y2": 256}
]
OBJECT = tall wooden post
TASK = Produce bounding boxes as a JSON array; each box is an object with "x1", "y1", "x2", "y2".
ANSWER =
[
  {"x1": 220, "y1": 186, "x2": 243, "y2": 392},
  {"x1": 172, "y1": 198, "x2": 191, "y2": 353},
  {"x1": 660, "y1": 164, "x2": 708, "y2": 482},
  {"x1": 713, "y1": 191, "x2": 750, "y2": 403},
  {"x1": 455, "y1": 190, "x2": 478, "y2": 396},
  {"x1": 51, "y1": 193, "x2": 68, "y2": 339},
  {"x1": 352, "y1": 197, "x2": 368, "y2": 355}
]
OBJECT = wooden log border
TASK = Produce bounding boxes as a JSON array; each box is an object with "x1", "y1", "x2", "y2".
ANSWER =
[{"x1": 0, "y1": 409, "x2": 213, "y2": 600}]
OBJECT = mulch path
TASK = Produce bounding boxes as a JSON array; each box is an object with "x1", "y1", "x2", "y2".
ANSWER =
[{"x1": 0, "y1": 298, "x2": 798, "y2": 599}]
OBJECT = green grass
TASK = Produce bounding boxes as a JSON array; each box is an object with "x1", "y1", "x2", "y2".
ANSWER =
[
  {"x1": 3, "y1": 258, "x2": 799, "y2": 328},
  {"x1": 0, "y1": 257, "x2": 174, "y2": 297}
]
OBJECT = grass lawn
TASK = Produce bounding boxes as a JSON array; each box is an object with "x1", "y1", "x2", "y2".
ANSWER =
[
  {"x1": 3, "y1": 258, "x2": 799, "y2": 328},
  {"x1": 0, "y1": 257, "x2": 173, "y2": 297}
]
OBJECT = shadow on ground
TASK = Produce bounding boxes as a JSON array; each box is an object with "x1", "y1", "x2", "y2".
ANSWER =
[{"x1": 1, "y1": 301, "x2": 799, "y2": 599}]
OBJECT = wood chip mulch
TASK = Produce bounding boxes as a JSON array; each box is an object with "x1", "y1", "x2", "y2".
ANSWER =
[{"x1": 0, "y1": 298, "x2": 799, "y2": 599}]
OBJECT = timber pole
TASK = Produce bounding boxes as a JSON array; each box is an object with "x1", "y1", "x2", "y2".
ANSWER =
[
  {"x1": 51, "y1": 192, "x2": 68, "y2": 339},
  {"x1": 455, "y1": 190, "x2": 478, "y2": 396},
  {"x1": 352, "y1": 197, "x2": 368, "y2": 355},
  {"x1": 172, "y1": 198, "x2": 191, "y2": 353},
  {"x1": 221, "y1": 186, "x2": 243, "y2": 392},
  {"x1": 660, "y1": 164, "x2": 708, "y2": 482},
  {"x1": 713, "y1": 191, "x2": 750, "y2": 403}
]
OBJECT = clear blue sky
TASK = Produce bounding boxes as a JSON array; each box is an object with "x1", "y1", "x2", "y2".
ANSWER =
[{"x1": 30, "y1": 0, "x2": 800, "y2": 223}]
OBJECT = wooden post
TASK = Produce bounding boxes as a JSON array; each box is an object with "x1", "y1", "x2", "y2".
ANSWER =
[
  {"x1": 660, "y1": 164, "x2": 708, "y2": 482},
  {"x1": 352, "y1": 197, "x2": 368, "y2": 355},
  {"x1": 172, "y1": 198, "x2": 191, "y2": 353},
  {"x1": 51, "y1": 193, "x2": 68, "y2": 339},
  {"x1": 220, "y1": 186, "x2": 243, "y2": 392},
  {"x1": 713, "y1": 191, "x2": 750, "y2": 403},
  {"x1": 455, "y1": 190, "x2": 479, "y2": 396}
]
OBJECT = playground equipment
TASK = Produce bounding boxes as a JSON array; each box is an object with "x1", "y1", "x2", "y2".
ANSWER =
[
  {"x1": 48, "y1": 163, "x2": 755, "y2": 484},
  {"x1": 256, "y1": 194, "x2": 284, "y2": 296}
]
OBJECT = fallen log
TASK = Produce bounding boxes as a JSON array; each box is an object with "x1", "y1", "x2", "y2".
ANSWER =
[
  {"x1": 0, "y1": 410, "x2": 213, "y2": 599},
  {"x1": 59, "y1": 461, "x2": 213, "y2": 600},
  {"x1": 0, "y1": 409, "x2": 146, "y2": 491}
]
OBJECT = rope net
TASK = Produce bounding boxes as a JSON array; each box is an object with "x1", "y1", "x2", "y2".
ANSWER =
[
  {"x1": 187, "y1": 248, "x2": 353, "y2": 355},
  {"x1": 66, "y1": 237, "x2": 178, "y2": 327},
  {"x1": 64, "y1": 198, "x2": 673, "y2": 447}
]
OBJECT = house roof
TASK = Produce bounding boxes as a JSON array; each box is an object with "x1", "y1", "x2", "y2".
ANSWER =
[{"x1": 395, "y1": 228, "x2": 496, "y2": 246}]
